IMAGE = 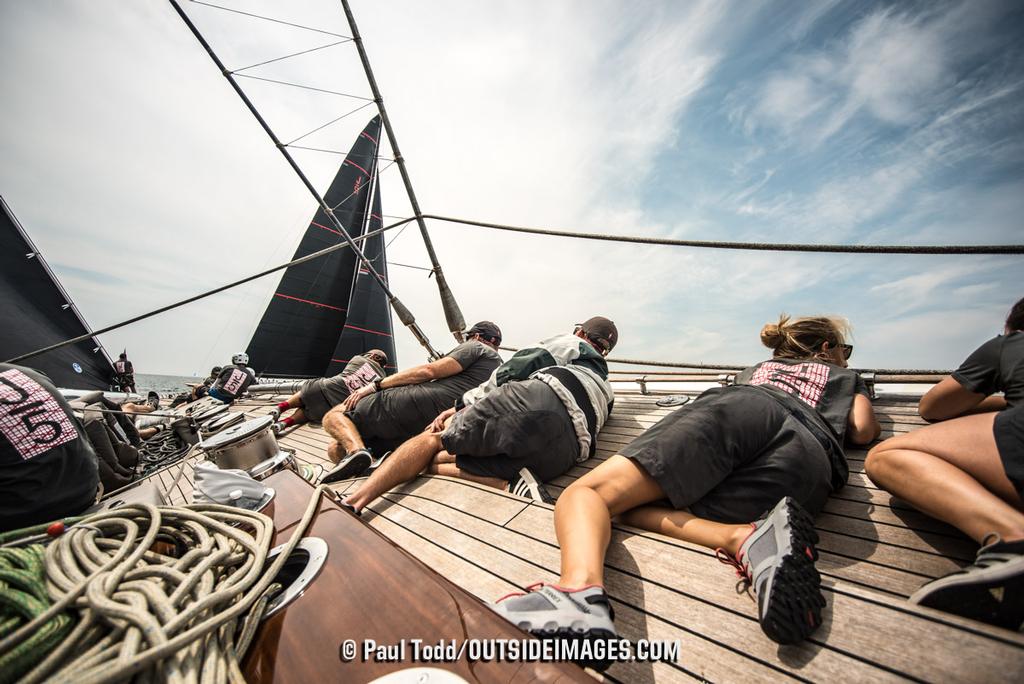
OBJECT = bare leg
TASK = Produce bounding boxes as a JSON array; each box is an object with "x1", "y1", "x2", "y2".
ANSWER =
[
  {"x1": 322, "y1": 406, "x2": 365, "y2": 458},
  {"x1": 619, "y1": 506, "x2": 752, "y2": 556},
  {"x1": 556, "y1": 455, "x2": 667, "y2": 588},
  {"x1": 283, "y1": 392, "x2": 302, "y2": 408},
  {"x1": 429, "y1": 459, "x2": 508, "y2": 490},
  {"x1": 345, "y1": 431, "x2": 443, "y2": 512},
  {"x1": 286, "y1": 407, "x2": 308, "y2": 427},
  {"x1": 865, "y1": 412, "x2": 1024, "y2": 543}
]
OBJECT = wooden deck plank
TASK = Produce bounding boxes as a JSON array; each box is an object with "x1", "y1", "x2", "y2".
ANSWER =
[
  {"x1": 132, "y1": 389, "x2": 1024, "y2": 682},
  {"x1": 368, "y1": 492, "x2": 813, "y2": 683}
]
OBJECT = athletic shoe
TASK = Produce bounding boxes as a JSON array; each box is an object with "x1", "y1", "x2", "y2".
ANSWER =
[
  {"x1": 719, "y1": 496, "x2": 824, "y2": 644},
  {"x1": 909, "y1": 535, "x2": 1024, "y2": 630},
  {"x1": 365, "y1": 450, "x2": 391, "y2": 475},
  {"x1": 272, "y1": 421, "x2": 286, "y2": 435},
  {"x1": 321, "y1": 448, "x2": 372, "y2": 484},
  {"x1": 492, "y1": 583, "x2": 617, "y2": 671},
  {"x1": 268, "y1": 407, "x2": 281, "y2": 420},
  {"x1": 508, "y1": 467, "x2": 555, "y2": 504}
]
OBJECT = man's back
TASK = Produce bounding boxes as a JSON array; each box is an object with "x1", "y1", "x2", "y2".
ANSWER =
[
  {"x1": 0, "y1": 363, "x2": 99, "y2": 531},
  {"x1": 376, "y1": 340, "x2": 501, "y2": 420}
]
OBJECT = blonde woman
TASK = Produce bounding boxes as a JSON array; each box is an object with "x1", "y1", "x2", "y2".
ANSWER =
[{"x1": 493, "y1": 315, "x2": 879, "y2": 666}]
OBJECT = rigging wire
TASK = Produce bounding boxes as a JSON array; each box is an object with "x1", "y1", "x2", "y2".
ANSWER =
[
  {"x1": 189, "y1": 0, "x2": 351, "y2": 39},
  {"x1": 232, "y1": 73, "x2": 372, "y2": 100},
  {"x1": 170, "y1": 0, "x2": 440, "y2": 359},
  {"x1": 422, "y1": 214, "x2": 1024, "y2": 255},
  {"x1": 229, "y1": 39, "x2": 351, "y2": 75},
  {"x1": 283, "y1": 100, "x2": 376, "y2": 146},
  {"x1": 387, "y1": 262, "x2": 434, "y2": 273},
  {"x1": 5, "y1": 217, "x2": 415, "y2": 365}
]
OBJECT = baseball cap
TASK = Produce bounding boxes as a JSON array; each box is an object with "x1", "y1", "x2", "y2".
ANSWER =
[
  {"x1": 366, "y1": 349, "x2": 388, "y2": 365},
  {"x1": 578, "y1": 316, "x2": 618, "y2": 354},
  {"x1": 465, "y1": 321, "x2": 502, "y2": 345}
]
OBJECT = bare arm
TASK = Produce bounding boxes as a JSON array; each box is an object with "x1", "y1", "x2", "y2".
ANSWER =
[
  {"x1": 342, "y1": 357, "x2": 465, "y2": 411},
  {"x1": 847, "y1": 393, "x2": 881, "y2": 445},
  {"x1": 918, "y1": 376, "x2": 1004, "y2": 422}
]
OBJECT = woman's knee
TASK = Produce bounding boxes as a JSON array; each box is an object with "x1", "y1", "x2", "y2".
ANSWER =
[{"x1": 865, "y1": 438, "x2": 903, "y2": 482}]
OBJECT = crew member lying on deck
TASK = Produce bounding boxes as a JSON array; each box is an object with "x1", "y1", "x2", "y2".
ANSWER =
[
  {"x1": 169, "y1": 366, "x2": 221, "y2": 408},
  {"x1": 269, "y1": 349, "x2": 388, "y2": 433},
  {"x1": 492, "y1": 315, "x2": 880, "y2": 667},
  {"x1": 0, "y1": 363, "x2": 100, "y2": 532},
  {"x1": 866, "y1": 296, "x2": 1024, "y2": 630},
  {"x1": 207, "y1": 353, "x2": 257, "y2": 404},
  {"x1": 337, "y1": 317, "x2": 617, "y2": 509},
  {"x1": 319, "y1": 321, "x2": 503, "y2": 482}
]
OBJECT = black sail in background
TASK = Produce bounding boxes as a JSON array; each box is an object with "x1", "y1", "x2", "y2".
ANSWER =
[
  {"x1": 326, "y1": 182, "x2": 397, "y2": 376},
  {"x1": 246, "y1": 116, "x2": 383, "y2": 378},
  {"x1": 0, "y1": 196, "x2": 114, "y2": 389}
]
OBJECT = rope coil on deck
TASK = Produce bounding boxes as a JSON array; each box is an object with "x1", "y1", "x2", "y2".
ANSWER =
[{"x1": 0, "y1": 487, "x2": 328, "y2": 684}]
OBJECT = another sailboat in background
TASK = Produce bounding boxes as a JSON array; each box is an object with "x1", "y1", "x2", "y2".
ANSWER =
[
  {"x1": 0, "y1": 195, "x2": 114, "y2": 390},
  {"x1": 245, "y1": 115, "x2": 396, "y2": 379}
]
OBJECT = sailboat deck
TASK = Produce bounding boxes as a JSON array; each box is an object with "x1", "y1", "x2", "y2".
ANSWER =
[{"x1": 147, "y1": 391, "x2": 1024, "y2": 682}]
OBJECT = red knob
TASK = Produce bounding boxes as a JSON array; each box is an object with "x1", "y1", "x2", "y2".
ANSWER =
[{"x1": 46, "y1": 522, "x2": 66, "y2": 537}]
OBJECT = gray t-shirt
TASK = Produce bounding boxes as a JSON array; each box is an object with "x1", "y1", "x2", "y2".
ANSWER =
[
  {"x1": 736, "y1": 358, "x2": 868, "y2": 445},
  {"x1": 362, "y1": 340, "x2": 501, "y2": 427},
  {"x1": 952, "y1": 332, "x2": 1024, "y2": 407}
]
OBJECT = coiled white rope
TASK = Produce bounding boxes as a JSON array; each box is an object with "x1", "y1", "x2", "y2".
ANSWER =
[{"x1": 0, "y1": 485, "x2": 328, "y2": 684}]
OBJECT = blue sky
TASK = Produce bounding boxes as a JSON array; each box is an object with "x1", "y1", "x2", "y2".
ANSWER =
[{"x1": 1, "y1": 0, "x2": 1021, "y2": 377}]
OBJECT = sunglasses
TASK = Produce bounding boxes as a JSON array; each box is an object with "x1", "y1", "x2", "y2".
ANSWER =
[
  {"x1": 839, "y1": 344, "x2": 853, "y2": 360},
  {"x1": 575, "y1": 325, "x2": 611, "y2": 355}
]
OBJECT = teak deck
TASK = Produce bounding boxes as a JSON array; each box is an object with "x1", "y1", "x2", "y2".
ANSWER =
[{"x1": 146, "y1": 390, "x2": 1024, "y2": 682}]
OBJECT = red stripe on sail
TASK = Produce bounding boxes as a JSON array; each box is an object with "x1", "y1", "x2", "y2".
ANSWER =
[
  {"x1": 275, "y1": 293, "x2": 345, "y2": 312},
  {"x1": 344, "y1": 159, "x2": 370, "y2": 176},
  {"x1": 311, "y1": 221, "x2": 341, "y2": 236},
  {"x1": 360, "y1": 131, "x2": 378, "y2": 144},
  {"x1": 343, "y1": 324, "x2": 392, "y2": 338}
]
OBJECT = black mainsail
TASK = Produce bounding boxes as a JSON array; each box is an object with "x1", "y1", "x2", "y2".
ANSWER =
[
  {"x1": 326, "y1": 185, "x2": 397, "y2": 376},
  {"x1": 246, "y1": 116, "x2": 383, "y2": 377},
  {"x1": 0, "y1": 196, "x2": 114, "y2": 389}
]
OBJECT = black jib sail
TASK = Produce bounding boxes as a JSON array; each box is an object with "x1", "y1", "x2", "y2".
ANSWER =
[
  {"x1": 0, "y1": 196, "x2": 114, "y2": 389},
  {"x1": 246, "y1": 116, "x2": 383, "y2": 377},
  {"x1": 326, "y1": 183, "x2": 397, "y2": 377}
]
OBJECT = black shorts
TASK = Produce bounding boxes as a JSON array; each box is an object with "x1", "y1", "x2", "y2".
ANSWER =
[
  {"x1": 441, "y1": 379, "x2": 579, "y2": 483},
  {"x1": 995, "y1": 404, "x2": 1024, "y2": 497},
  {"x1": 299, "y1": 377, "x2": 352, "y2": 422},
  {"x1": 620, "y1": 385, "x2": 834, "y2": 524},
  {"x1": 346, "y1": 399, "x2": 429, "y2": 455}
]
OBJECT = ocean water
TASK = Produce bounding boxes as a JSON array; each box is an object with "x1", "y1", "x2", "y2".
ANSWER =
[{"x1": 135, "y1": 373, "x2": 204, "y2": 396}]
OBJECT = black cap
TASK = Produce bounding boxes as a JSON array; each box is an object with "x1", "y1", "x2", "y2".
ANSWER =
[
  {"x1": 579, "y1": 316, "x2": 618, "y2": 353},
  {"x1": 366, "y1": 349, "x2": 388, "y2": 365},
  {"x1": 465, "y1": 320, "x2": 502, "y2": 345}
]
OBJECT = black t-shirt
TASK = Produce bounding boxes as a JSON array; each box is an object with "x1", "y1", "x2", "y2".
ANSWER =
[
  {"x1": 213, "y1": 365, "x2": 257, "y2": 400},
  {"x1": 951, "y1": 332, "x2": 1024, "y2": 407},
  {"x1": 367, "y1": 340, "x2": 501, "y2": 423},
  {"x1": 736, "y1": 358, "x2": 869, "y2": 446},
  {"x1": 0, "y1": 363, "x2": 100, "y2": 531}
]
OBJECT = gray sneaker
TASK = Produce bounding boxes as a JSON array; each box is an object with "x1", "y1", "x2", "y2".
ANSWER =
[
  {"x1": 910, "y1": 535, "x2": 1024, "y2": 630},
  {"x1": 720, "y1": 496, "x2": 824, "y2": 644},
  {"x1": 508, "y1": 467, "x2": 555, "y2": 504},
  {"x1": 492, "y1": 583, "x2": 617, "y2": 671},
  {"x1": 321, "y1": 448, "x2": 372, "y2": 484}
]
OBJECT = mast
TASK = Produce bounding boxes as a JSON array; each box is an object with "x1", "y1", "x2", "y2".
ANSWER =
[
  {"x1": 169, "y1": 0, "x2": 441, "y2": 360},
  {"x1": 339, "y1": 0, "x2": 467, "y2": 344}
]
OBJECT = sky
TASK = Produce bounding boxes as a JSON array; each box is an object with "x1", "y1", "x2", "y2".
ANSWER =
[{"x1": 1, "y1": 0, "x2": 1022, "y2": 377}]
